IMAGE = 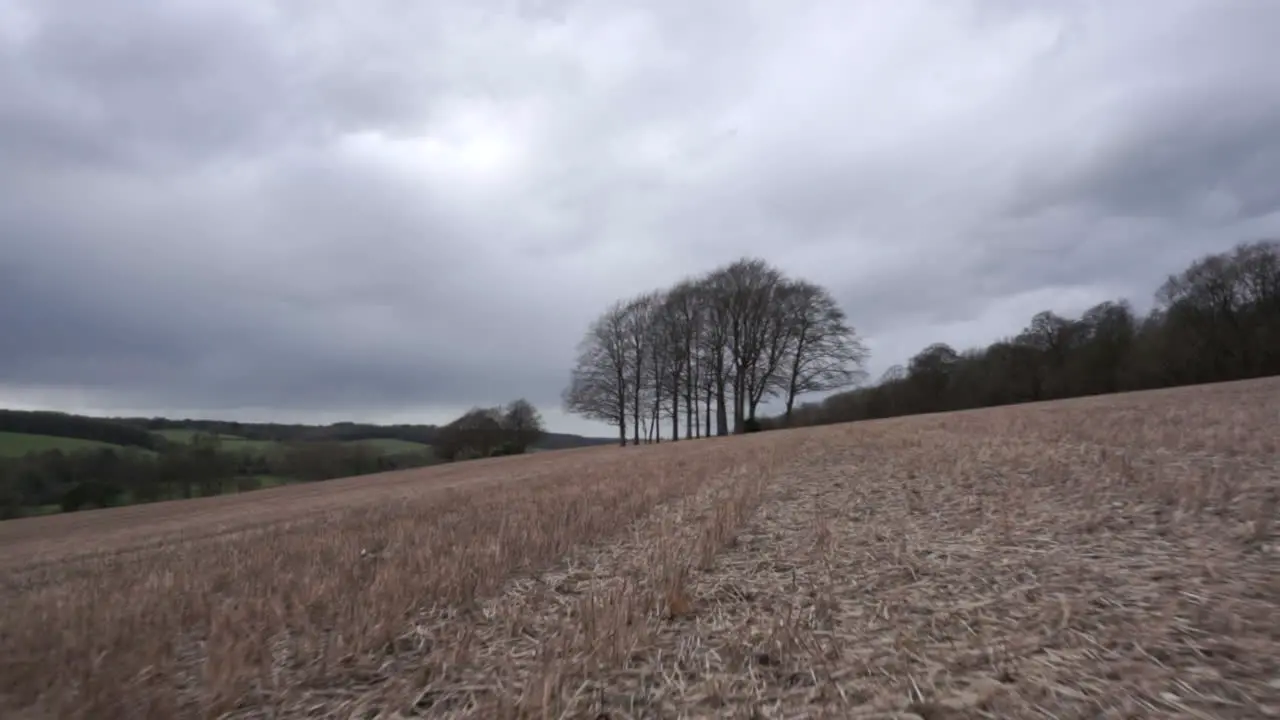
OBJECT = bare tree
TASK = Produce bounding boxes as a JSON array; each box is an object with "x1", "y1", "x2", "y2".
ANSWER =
[
  {"x1": 742, "y1": 283, "x2": 795, "y2": 425},
  {"x1": 563, "y1": 301, "x2": 633, "y2": 446},
  {"x1": 907, "y1": 342, "x2": 960, "y2": 411},
  {"x1": 702, "y1": 365, "x2": 716, "y2": 437},
  {"x1": 696, "y1": 274, "x2": 733, "y2": 436},
  {"x1": 1071, "y1": 300, "x2": 1137, "y2": 394},
  {"x1": 657, "y1": 280, "x2": 703, "y2": 441},
  {"x1": 777, "y1": 279, "x2": 869, "y2": 424},
  {"x1": 880, "y1": 364, "x2": 907, "y2": 383},
  {"x1": 623, "y1": 292, "x2": 660, "y2": 445},
  {"x1": 502, "y1": 398, "x2": 545, "y2": 452},
  {"x1": 1233, "y1": 240, "x2": 1280, "y2": 310},
  {"x1": 645, "y1": 293, "x2": 670, "y2": 443},
  {"x1": 435, "y1": 406, "x2": 506, "y2": 460},
  {"x1": 706, "y1": 258, "x2": 786, "y2": 432},
  {"x1": 569, "y1": 257, "x2": 870, "y2": 439},
  {"x1": 683, "y1": 283, "x2": 707, "y2": 439},
  {"x1": 1015, "y1": 310, "x2": 1081, "y2": 398},
  {"x1": 687, "y1": 300, "x2": 704, "y2": 439}
]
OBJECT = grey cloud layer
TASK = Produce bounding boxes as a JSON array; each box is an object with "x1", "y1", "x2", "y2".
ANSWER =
[{"x1": 3, "y1": 0, "x2": 1279, "y2": 431}]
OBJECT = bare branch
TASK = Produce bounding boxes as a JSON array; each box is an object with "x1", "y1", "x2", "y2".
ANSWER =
[
  {"x1": 562, "y1": 300, "x2": 634, "y2": 445},
  {"x1": 777, "y1": 279, "x2": 868, "y2": 424}
]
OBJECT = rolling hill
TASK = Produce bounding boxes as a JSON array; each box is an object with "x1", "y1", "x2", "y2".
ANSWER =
[
  {"x1": 0, "y1": 409, "x2": 613, "y2": 459},
  {"x1": 0, "y1": 432, "x2": 133, "y2": 458}
]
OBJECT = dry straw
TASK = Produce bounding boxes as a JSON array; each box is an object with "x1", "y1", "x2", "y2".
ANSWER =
[{"x1": 2, "y1": 377, "x2": 1278, "y2": 718}]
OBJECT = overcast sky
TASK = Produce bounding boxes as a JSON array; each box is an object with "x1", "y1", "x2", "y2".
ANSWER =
[{"x1": 2, "y1": 0, "x2": 1279, "y2": 436}]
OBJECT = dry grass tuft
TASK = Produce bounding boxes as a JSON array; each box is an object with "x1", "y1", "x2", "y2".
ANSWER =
[{"x1": 2, "y1": 377, "x2": 1279, "y2": 718}]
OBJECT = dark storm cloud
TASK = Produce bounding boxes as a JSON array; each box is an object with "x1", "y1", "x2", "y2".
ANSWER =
[
  {"x1": 0, "y1": 0, "x2": 471, "y2": 175},
  {"x1": 0, "y1": 253, "x2": 561, "y2": 414},
  {"x1": 3, "y1": 0, "x2": 1280, "y2": 432},
  {"x1": 1016, "y1": 103, "x2": 1280, "y2": 225},
  {"x1": 2, "y1": 3, "x2": 286, "y2": 171},
  {"x1": 0, "y1": 160, "x2": 564, "y2": 413}
]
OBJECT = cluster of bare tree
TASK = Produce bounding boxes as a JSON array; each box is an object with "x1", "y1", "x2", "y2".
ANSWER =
[
  {"x1": 433, "y1": 399, "x2": 546, "y2": 460},
  {"x1": 777, "y1": 240, "x2": 1280, "y2": 427},
  {"x1": 563, "y1": 258, "x2": 868, "y2": 445}
]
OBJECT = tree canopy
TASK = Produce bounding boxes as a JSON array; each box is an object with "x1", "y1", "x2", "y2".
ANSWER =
[{"x1": 564, "y1": 258, "x2": 868, "y2": 443}]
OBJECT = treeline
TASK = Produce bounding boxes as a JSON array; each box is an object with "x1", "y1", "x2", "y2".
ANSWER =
[
  {"x1": 120, "y1": 417, "x2": 439, "y2": 445},
  {"x1": 4, "y1": 410, "x2": 600, "y2": 452},
  {"x1": 773, "y1": 240, "x2": 1280, "y2": 427},
  {"x1": 0, "y1": 435, "x2": 438, "y2": 519},
  {"x1": 0, "y1": 410, "x2": 164, "y2": 450},
  {"x1": 0, "y1": 409, "x2": 439, "y2": 448},
  {"x1": 563, "y1": 257, "x2": 868, "y2": 444},
  {"x1": 433, "y1": 399, "x2": 547, "y2": 460}
]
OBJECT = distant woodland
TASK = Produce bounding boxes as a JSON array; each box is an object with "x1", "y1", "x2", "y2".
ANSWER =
[
  {"x1": 565, "y1": 240, "x2": 1280, "y2": 437},
  {"x1": 784, "y1": 240, "x2": 1280, "y2": 427},
  {"x1": 0, "y1": 401, "x2": 609, "y2": 518}
]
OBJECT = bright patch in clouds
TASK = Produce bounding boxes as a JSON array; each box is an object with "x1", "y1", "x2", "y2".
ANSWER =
[{"x1": 340, "y1": 103, "x2": 528, "y2": 184}]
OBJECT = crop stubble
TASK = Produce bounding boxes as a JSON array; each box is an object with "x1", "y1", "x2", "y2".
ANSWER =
[{"x1": 1, "y1": 378, "x2": 1278, "y2": 718}]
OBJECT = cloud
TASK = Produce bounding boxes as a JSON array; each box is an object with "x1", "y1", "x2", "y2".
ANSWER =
[{"x1": 3, "y1": 0, "x2": 1279, "y2": 434}]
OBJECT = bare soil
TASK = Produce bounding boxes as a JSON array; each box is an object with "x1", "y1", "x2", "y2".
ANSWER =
[{"x1": 2, "y1": 378, "x2": 1278, "y2": 719}]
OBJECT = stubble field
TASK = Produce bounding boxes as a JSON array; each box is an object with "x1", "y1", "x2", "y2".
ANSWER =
[{"x1": 1, "y1": 378, "x2": 1278, "y2": 719}]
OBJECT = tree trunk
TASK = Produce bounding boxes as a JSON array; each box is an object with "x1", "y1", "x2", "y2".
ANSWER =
[
  {"x1": 704, "y1": 382, "x2": 713, "y2": 437},
  {"x1": 715, "y1": 379, "x2": 729, "y2": 437},
  {"x1": 686, "y1": 350, "x2": 696, "y2": 439},
  {"x1": 653, "y1": 382, "x2": 662, "y2": 443},
  {"x1": 732, "y1": 372, "x2": 746, "y2": 433},
  {"x1": 692, "y1": 394, "x2": 700, "y2": 438},
  {"x1": 667, "y1": 370, "x2": 679, "y2": 442},
  {"x1": 684, "y1": 369, "x2": 694, "y2": 440},
  {"x1": 651, "y1": 396, "x2": 661, "y2": 443},
  {"x1": 670, "y1": 399, "x2": 678, "y2": 442}
]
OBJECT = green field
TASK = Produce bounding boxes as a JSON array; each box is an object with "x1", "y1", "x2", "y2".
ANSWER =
[
  {"x1": 347, "y1": 437, "x2": 433, "y2": 454},
  {"x1": 0, "y1": 432, "x2": 131, "y2": 457},
  {"x1": 156, "y1": 429, "x2": 273, "y2": 448},
  {"x1": 210, "y1": 438, "x2": 280, "y2": 453},
  {"x1": 153, "y1": 429, "x2": 247, "y2": 443},
  {"x1": 154, "y1": 430, "x2": 284, "y2": 454}
]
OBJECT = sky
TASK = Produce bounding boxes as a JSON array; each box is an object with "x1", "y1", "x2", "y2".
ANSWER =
[{"x1": 2, "y1": 0, "x2": 1279, "y2": 436}]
